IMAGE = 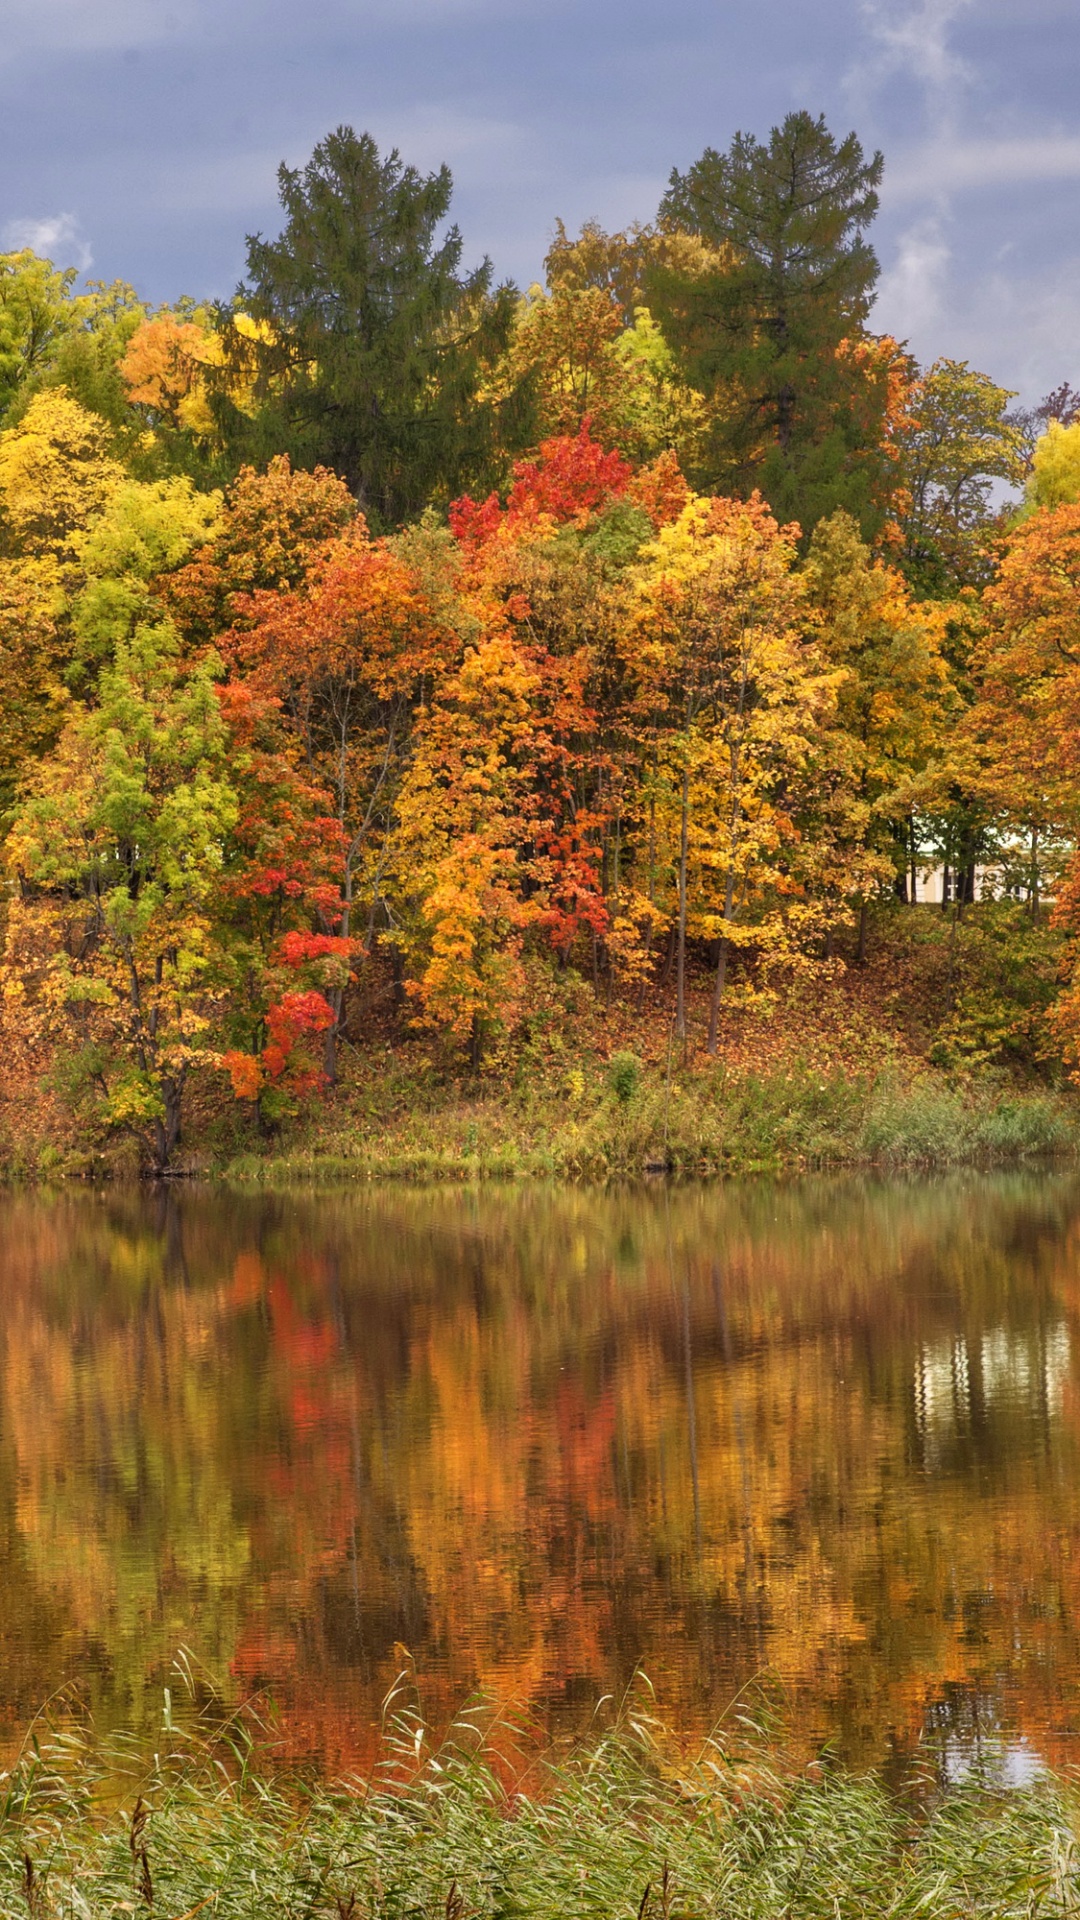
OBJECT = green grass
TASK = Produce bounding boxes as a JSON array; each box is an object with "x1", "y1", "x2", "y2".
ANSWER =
[
  {"x1": 219, "y1": 1061, "x2": 1077, "y2": 1185},
  {"x1": 5, "y1": 1693, "x2": 1080, "y2": 1918}
]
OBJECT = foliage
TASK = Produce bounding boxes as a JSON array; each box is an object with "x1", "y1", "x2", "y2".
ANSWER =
[
  {"x1": 0, "y1": 386, "x2": 123, "y2": 561},
  {"x1": 893, "y1": 359, "x2": 1026, "y2": 593},
  {"x1": 504, "y1": 283, "x2": 706, "y2": 467},
  {"x1": 0, "y1": 117, "x2": 1077, "y2": 1166},
  {"x1": 625, "y1": 489, "x2": 831, "y2": 1044},
  {"x1": 805, "y1": 508, "x2": 953, "y2": 903},
  {"x1": 0, "y1": 254, "x2": 148, "y2": 438},
  {"x1": 1021, "y1": 417, "x2": 1080, "y2": 515},
  {"x1": 0, "y1": 251, "x2": 84, "y2": 420}
]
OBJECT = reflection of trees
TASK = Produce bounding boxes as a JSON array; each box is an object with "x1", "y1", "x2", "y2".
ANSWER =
[{"x1": 1, "y1": 1176, "x2": 1080, "y2": 1766}]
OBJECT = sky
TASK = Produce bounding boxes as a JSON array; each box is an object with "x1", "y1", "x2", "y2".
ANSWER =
[{"x1": 1, "y1": 0, "x2": 1078, "y2": 405}]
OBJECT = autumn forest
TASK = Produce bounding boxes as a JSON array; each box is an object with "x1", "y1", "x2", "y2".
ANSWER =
[{"x1": 3, "y1": 111, "x2": 1080, "y2": 1175}]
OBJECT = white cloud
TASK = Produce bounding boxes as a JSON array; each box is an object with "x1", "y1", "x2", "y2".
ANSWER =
[
  {"x1": 845, "y1": 0, "x2": 1080, "y2": 392},
  {"x1": 848, "y1": 0, "x2": 974, "y2": 134},
  {"x1": 874, "y1": 214, "x2": 950, "y2": 339},
  {"x1": 887, "y1": 133, "x2": 1080, "y2": 200},
  {"x1": 859, "y1": 0, "x2": 972, "y2": 93},
  {"x1": 2, "y1": 211, "x2": 92, "y2": 270}
]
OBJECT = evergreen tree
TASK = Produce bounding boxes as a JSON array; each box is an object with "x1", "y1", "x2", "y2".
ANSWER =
[
  {"x1": 225, "y1": 127, "x2": 523, "y2": 528},
  {"x1": 650, "y1": 111, "x2": 885, "y2": 535}
]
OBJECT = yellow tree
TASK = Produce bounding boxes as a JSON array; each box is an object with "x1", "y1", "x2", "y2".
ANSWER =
[
  {"x1": 0, "y1": 389, "x2": 125, "y2": 812},
  {"x1": 626, "y1": 492, "x2": 832, "y2": 1048},
  {"x1": 504, "y1": 284, "x2": 705, "y2": 468},
  {"x1": 803, "y1": 510, "x2": 953, "y2": 946},
  {"x1": 394, "y1": 631, "x2": 541, "y2": 1064},
  {"x1": 0, "y1": 386, "x2": 123, "y2": 559}
]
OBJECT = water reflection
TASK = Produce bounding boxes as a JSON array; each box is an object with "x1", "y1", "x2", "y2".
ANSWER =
[{"x1": 1, "y1": 1173, "x2": 1080, "y2": 1770}]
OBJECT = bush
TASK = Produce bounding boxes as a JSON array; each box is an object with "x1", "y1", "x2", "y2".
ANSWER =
[{"x1": 607, "y1": 1050, "x2": 644, "y2": 1105}]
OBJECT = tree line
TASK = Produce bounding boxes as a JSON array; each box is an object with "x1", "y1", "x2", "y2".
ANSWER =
[{"x1": 3, "y1": 113, "x2": 1080, "y2": 1167}]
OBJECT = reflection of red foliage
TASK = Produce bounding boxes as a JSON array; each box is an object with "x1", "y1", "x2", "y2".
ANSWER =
[{"x1": 554, "y1": 1380, "x2": 616, "y2": 1505}]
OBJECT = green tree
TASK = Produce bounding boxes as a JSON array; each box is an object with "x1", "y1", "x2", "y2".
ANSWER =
[
  {"x1": 0, "y1": 252, "x2": 149, "y2": 451},
  {"x1": 651, "y1": 112, "x2": 885, "y2": 534},
  {"x1": 0, "y1": 252, "x2": 81, "y2": 422},
  {"x1": 225, "y1": 126, "x2": 523, "y2": 527},
  {"x1": 893, "y1": 359, "x2": 1025, "y2": 592},
  {"x1": 4, "y1": 622, "x2": 237, "y2": 1171}
]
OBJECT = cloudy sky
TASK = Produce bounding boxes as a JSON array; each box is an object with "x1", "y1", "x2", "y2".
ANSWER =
[{"x1": 1, "y1": 0, "x2": 1077, "y2": 403}]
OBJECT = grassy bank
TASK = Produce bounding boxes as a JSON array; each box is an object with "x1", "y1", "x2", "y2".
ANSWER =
[
  {"x1": 209, "y1": 904, "x2": 1080, "y2": 1183},
  {"x1": 6, "y1": 1707, "x2": 1079, "y2": 1918},
  {"x1": 220, "y1": 1059, "x2": 1076, "y2": 1185},
  {"x1": 4, "y1": 903, "x2": 1078, "y2": 1183}
]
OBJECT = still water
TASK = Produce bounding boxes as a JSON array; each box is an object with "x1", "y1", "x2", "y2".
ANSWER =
[{"x1": 2, "y1": 1174, "x2": 1080, "y2": 1773}]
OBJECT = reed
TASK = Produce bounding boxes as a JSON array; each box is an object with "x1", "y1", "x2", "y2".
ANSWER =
[{"x1": 4, "y1": 1686, "x2": 1079, "y2": 1917}]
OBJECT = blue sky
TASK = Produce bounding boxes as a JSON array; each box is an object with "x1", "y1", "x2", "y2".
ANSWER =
[{"x1": 2, "y1": 0, "x2": 1078, "y2": 404}]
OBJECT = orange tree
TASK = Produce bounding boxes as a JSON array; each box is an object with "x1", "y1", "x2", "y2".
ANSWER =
[
  {"x1": 974, "y1": 502, "x2": 1080, "y2": 913},
  {"x1": 219, "y1": 517, "x2": 450, "y2": 1072}
]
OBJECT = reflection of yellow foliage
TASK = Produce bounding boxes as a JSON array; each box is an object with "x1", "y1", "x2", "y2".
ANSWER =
[{"x1": 2, "y1": 1181, "x2": 1080, "y2": 1768}]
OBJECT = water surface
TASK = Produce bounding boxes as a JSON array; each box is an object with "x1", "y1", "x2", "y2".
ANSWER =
[{"x1": 2, "y1": 1174, "x2": 1079, "y2": 1772}]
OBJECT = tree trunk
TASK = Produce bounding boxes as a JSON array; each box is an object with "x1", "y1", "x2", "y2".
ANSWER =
[
  {"x1": 941, "y1": 862, "x2": 951, "y2": 913},
  {"x1": 151, "y1": 1075, "x2": 183, "y2": 1174},
  {"x1": 675, "y1": 763, "x2": 690, "y2": 1042},
  {"x1": 857, "y1": 899, "x2": 869, "y2": 966},
  {"x1": 391, "y1": 938, "x2": 406, "y2": 1012},
  {"x1": 706, "y1": 872, "x2": 735, "y2": 1056},
  {"x1": 1030, "y1": 824, "x2": 1040, "y2": 922}
]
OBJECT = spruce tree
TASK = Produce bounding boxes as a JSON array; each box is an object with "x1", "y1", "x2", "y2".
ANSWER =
[
  {"x1": 650, "y1": 112, "x2": 886, "y2": 535},
  {"x1": 225, "y1": 127, "x2": 522, "y2": 528}
]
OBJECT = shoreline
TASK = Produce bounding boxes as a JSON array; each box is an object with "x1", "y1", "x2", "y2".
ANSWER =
[{"x1": 3, "y1": 1058, "x2": 1075, "y2": 1186}]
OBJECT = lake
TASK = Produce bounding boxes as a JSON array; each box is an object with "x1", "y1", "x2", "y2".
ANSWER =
[{"x1": 2, "y1": 1173, "x2": 1079, "y2": 1777}]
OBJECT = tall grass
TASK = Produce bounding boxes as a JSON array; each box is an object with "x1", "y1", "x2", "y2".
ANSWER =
[
  {"x1": 5, "y1": 1685, "x2": 1080, "y2": 1917},
  {"x1": 224, "y1": 1063, "x2": 1077, "y2": 1185}
]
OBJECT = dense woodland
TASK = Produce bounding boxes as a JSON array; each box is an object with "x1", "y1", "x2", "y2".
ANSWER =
[{"x1": 2, "y1": 112, "x2": 1080, "y2": 1172}]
